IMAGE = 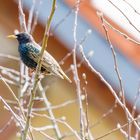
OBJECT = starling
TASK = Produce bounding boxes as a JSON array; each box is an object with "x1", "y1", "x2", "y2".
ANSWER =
[{"x1": 8, "y1": 32, "x2": 71, "y2": 83}]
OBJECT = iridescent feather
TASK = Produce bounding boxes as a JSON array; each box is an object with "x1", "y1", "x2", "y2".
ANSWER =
[{"x1": 14, "y1": 32, "x2": 71, "y2": 83}]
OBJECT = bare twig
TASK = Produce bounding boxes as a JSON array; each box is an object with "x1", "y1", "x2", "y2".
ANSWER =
[
  {"x1": 102, "y1": 15, "x2": 140, "y2": 46},
  {"x1": 1, "y1": 77, "x2": 18, "y2": 86},
  {"x1": 31, "y1": 99, "x2": 76, "y2": 112},
  {"x1": 0, "y1": 53, "x2": 19, "y2": 61},
  {"x1": 0, "y1": 66, "x2": 24, "y2": 78},
  {"x1": 32, "y1": 125, "x2": 54, "y2": 131},
  {"x1": 18, "y1": 0, "x2": 27, "y2": 32},
  {"x1": 91, "y1": 102, "x2": 117, "y2": 128},
  {"x1": 95, "y1": 116, "x2": 140, "y2": 140},
  {"x1": 30, "y1": 0, "x2": 42, "y2": 34},
  {"x1": 27, "y1": 0, "x2": 36, "y2": 33},
  {"x1": 0, "y1": 96, "x2": 24, "y2": 130},
  {"x1": 79, "y1": 44, "x2": 140, "y2": 131},
  {"x1": 0, "y1": 75, "x2": 26, "y2": 119},
  {"x1": 33, "y1": 112, "x2": 81, "y2": 140},
  {"x1": 130, "y1": 82, "x2": 140, "y2": 138},
  {"x1": 117, "y1": 124, "x2": 135, "y2": 140},
  {"x1": 72, "y1": 0, "x2": 85, "y2": 139},
  {"x1": 0, "y1": 117, "x2": 13, "y2": 133},
  {"x1": 22, "y1": 0, "x2": 56, "y2": 139},
  {"x1": 82, "y1": 73, "x2": 89, "y2": 139},
  {"x1": 108, "y1": 0, "x2": 140, "y2": 34},
  {"x1": 122, "y1": 0, "x2": 140, "y2": 15},
  {"x1": 98, "y1": 11, "x2": 139, "y2": 139},
  {"x1": 52, "y1": 0, "x2": 82, "y2": 33},
  {"x1": 38, "y1": 82, "x2": 62, "y2": 139},
  {"x1": 59, "y1": 29, "x2": 92, "y2": 66},
  {"x1": 98, "y1": 11, "x2": 125, "y2": 104},
  {"x1": 38, "y1": 131, "x2": 57, "y2": 140}
]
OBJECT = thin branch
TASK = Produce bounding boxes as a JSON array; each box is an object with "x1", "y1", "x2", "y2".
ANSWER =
[
  {"x1": 38, "y1": 82, "x2": 62, "y2": 139},
  {"x1": 130, "y1": 82, "x2": 140, "y2": 138},
  {"x1": 18, "y1": 0, "x2": 28, "y2": 32},
  {"x1": 22, "y1": 0, "x2": 56, "y2": 139},
  {"x1": 0, "y1": 96, "x2": 24, "y2": 130},
  {"x1": 72, "y1": 0, "x2": 85, "y2": 139},
  {"x1": 91, "y1": 102, "x2": 117, "y2": 128},
  {"x1": 102, "y1": 15, "x2": 140, "y2": 46},
  {"x1": 117, "y1": 124, "x2": 135, "y2": 140},
  {"x1": 0, "y1": 75, "x2": 26, "y2": 120},
  {"x1": 98, "y1": 11, "x2": 137, "y2": 138},
  {"x1": 52, "y1": 0, "x2": 82, "y2": 33},
  {"x1": 82, "y1": 73, "x2": 89, "y2": 139},
  {"x1": 38, "y1": 131, "x2": 57, "y2": 140},
  {"x1": 27, "y1": 0, "x2": 36, "y2": 33},
  {"x1": 33, "y1": 112, "x2": 81, "y2": 140},
  {"x1": 1, "y1": 77, "x2": 18, "y2": 86},
  {"x1": 94, "y1": 116, "x2": 140, "y2": 140},
  {"x1": 98, "y1": 11, "x2": 125, "y2": 104},
  {"x1": 0, "y1": 53, "x2": 19, "y2": 61},
  {"x1": 0, "y1": 117, "x2": 13, "y2": 133},
  {"x1": 0, "y1": 66, "x2": 24, "y2": 78},
  {"x1": 82, "y1": 73, "x2": 94, "y2": 140},
  {"x1": 59, "y1": 29, "x2": 92, "y2": 65},
  {"x1": 32, "y1": 125, "x2": 54, "y2": 131},
  {"x1": 30, "y1": 0, "x2": 42, "y2": 34},
  {"x1": 108, "y1": 0, "x2": 140, "y2": 34},
  {"x1": 122, "y1": 0, "x2": 140, "y2": 15},
  {"x1": 79, "y1": 45, "x2": 140, "y2": 131},
  {"x1": 31, "y1": 99, "x2": 76, "y2": 112}
]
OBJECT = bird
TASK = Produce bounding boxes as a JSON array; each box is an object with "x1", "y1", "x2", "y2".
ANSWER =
[{"x1": 8, "y1": 32, "x2": 72, "y2": 83}]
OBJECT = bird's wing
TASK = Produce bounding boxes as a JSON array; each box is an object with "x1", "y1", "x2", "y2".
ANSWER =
[
  {"x1": 27, "y1": 43, "x2": 63, "y2": 74},
  {"x1": 43, "y1": 51, "x2": 72, "y2": 83},
  {"x1": 28, "y1": 42, "x2": 71, "y2": 83},
  {"x1": 27, "y1": 42, "x2": 53, "y2": 68}
]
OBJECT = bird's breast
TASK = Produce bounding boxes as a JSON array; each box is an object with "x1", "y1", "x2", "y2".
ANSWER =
[{"x1": 18, "y1": 44, "x2": 37, "y2": 69}]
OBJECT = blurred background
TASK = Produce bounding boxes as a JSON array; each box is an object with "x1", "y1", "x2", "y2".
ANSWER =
[{"x1": 0, "y1": 0, "x2": 140, "y2": 139}]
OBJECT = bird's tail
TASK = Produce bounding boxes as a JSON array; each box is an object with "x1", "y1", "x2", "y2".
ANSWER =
[{"x1": 59, "y1": 70, "x2": 72, "y2": 83}]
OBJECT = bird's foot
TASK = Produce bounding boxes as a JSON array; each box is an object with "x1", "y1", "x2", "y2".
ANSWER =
[
  {"x1": 28, "y1": 68, "x2": 35, "y2": 77},
  {"x1": 38, "y1": 74, "x2": 44, "y2": 80}
]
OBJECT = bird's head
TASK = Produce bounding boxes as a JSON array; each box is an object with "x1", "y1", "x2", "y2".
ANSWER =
[{"x1": 7, "y1": 32, "x2": 33, "y2": 44}]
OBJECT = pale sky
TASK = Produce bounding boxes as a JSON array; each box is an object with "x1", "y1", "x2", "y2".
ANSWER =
[{"x1": 91, "y1": 0, "x2": 140, "y2": 41}]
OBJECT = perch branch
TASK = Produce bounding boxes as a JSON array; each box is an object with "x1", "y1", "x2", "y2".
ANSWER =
[{"x1": 22, "y1": 0, "x2": 56, "y2": 139}]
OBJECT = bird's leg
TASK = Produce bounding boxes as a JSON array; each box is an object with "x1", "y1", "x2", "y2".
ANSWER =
[
  {"x1": 28, "y1": 68, "x2": 35, "y2": 77},
  {"x1": 38, "y1": 74, "x2": 44, "y2": 80}
]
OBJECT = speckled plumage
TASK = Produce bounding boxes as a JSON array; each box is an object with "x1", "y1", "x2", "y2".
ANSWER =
[
  {"x1": 18, "y1": 43, "x2": 38, "y2": 69},
  {"x1": 14, "y1": 32, "x2": 71, "y2": 83}
]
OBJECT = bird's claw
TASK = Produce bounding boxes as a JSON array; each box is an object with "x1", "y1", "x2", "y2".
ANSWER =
[{"x1": 28, "y1": 68, "x2": 35, "y2": 77}]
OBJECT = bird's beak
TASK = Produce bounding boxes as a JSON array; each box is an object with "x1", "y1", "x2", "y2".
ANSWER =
[{"x1": 7, "y1": 34, "x2": 17, "y2": 39}]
